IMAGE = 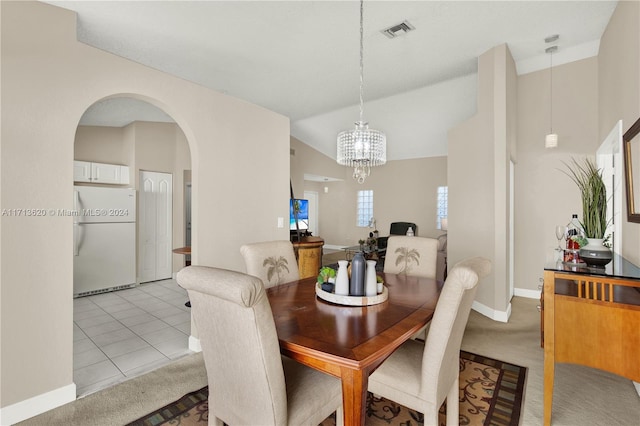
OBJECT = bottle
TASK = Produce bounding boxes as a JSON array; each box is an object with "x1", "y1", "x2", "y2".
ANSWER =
[
  {"x1": 406, "y1": 226, "x2": 414, "y2": 236},
  {"x1": 335, "y1": 260, "x2": 349, "y2": 296},
  {"x1": 350, "y1": 252, "x2": 365, "y2": 296},
  {"x1": 566, "y1": 214, "x2": 582, "y2": 249},
  {"x1": 365, "y1": 260, "x2": 377, "y2": 296}
]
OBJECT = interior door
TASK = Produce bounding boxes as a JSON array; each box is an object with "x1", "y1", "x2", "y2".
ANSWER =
[
  {"x1": 139, "y1": 171, "x2": 173, "y2": 283},
  {"x1": 596, "y1": 120, "x2": 623, "y2": 254}
]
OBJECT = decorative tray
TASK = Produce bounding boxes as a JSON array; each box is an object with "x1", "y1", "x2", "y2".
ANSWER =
[{"x1": 315, "y1": 283, "x2": 388, "y2": 306}]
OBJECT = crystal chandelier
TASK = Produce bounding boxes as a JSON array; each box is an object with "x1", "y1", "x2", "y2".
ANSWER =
[{"x1": 337, "y1": 0, "x2": 386, "y2": 184}]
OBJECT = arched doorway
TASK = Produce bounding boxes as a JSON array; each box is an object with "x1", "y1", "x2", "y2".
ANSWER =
[{"x1": 72, "y1": 96, "x2": 193, "y2": 397}]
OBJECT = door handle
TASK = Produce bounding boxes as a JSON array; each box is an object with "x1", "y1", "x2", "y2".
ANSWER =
[
  {"x1": 73, "y1": 190, "x2": 80, "y2": 225},
  {"x1": 74, "y1": 223, "x2": 80, "y2": 256}
]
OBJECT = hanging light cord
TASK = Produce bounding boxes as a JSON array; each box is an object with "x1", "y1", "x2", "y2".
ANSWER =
[
  {"x1": 549, "y1": 48, "x2": 553, "y2": 133},
  {"x1": 359, "y1": 0, "x2": 364, "y2": 124}
]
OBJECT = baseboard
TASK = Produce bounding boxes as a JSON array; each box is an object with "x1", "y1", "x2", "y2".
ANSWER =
[
  {"x1": 323, "y1": 244, "x2": 345, "y2": 251},
  {"x1": 514, "y1": 287, "x2": 541, "y2": 299},
  {"x1": 189, "y1": 335, "x2": 202, "y2": 353},
  {"x1": 0, "y1": 383, "x2": 76, "y2": 425},
  {"x1": 472, "y1": 300, "x2": 511, "y2": 323}
]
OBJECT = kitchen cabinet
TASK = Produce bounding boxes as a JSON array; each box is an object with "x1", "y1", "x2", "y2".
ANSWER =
[{"x1": 74, "y1": 161, "x2": 130, "y2": 184}]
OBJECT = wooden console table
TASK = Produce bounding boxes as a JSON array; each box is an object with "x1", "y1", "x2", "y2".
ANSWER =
[
  {"x1": 543, "y1": 255, "x2": 640, "y2": 425},
  {"x1": 291, "y1": 236, "x2": 324, "y2": 279}
]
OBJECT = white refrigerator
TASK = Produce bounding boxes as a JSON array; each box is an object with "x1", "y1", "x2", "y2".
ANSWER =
[{"x1": 73, "y1": 186, "x2": 136, "y2": 297}]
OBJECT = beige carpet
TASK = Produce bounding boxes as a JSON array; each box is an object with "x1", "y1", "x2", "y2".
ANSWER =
[{"x1": 18, "y1": 297, "x2": 640, "y2": 426}]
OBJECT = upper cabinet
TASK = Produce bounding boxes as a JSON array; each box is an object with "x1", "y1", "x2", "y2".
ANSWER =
[{"x1": 74, "y1": 161, "x2": 130, "y2": 185}]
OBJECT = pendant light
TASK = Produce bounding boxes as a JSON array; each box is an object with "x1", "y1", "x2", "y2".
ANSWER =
[
  {"x1": 337, "y1": 0, "x2": 386, "y2": 184},
  {"x1": 545, "y1": 35, "x2": 559, "y2": 149}
]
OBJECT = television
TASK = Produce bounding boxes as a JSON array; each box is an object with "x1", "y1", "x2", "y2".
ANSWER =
[{"x1": 290, "y1": 198, "x2": 309, "y2": 231}]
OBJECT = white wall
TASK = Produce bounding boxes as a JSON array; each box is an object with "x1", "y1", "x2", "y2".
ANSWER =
[
  {"x1": 0, "y1": 1, "x2": 289, "y2": 422},
  {"x1": 599, "y1": 0, "x2": 640, "y2": 265},
  {"x1": 448, "y1": 44, "x2": 516, "y2": 321}
]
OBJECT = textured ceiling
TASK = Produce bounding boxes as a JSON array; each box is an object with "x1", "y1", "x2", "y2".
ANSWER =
[{"x1": 47, "y1": 0, "x2": 617, "y2": 160}]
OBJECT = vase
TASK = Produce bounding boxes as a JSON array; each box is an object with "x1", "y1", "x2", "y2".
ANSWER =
[
  {"x1": 365, "y1": 260, "x2": 377, "y2": 296},
  {"x1": 579, "y1": 238, "x2": 612, "y2": 267},
  {"x1": 350, "y1": 252, "x2": 365, "y2": 296},
  {"x1": 335, "y1": 260, "x2": 349, "y2": 295}
]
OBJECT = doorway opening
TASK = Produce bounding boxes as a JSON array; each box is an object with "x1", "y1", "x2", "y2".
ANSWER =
[{"x1": 72, "y1": 96, "x2": 193, "y2": 397}]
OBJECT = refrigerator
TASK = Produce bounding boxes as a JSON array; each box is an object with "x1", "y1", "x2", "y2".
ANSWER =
[{"x1": 73, "y1": 186, "x2": 136, "y2": 297}]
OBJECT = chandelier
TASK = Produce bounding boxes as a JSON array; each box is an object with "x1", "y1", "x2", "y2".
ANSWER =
[{"x1": 337, "y1": 0, "x2": 386, "y2": 184}]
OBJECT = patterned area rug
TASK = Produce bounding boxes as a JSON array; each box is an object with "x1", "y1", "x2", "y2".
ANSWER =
[{"x1": 127, "y1": 351, "x2": 526, "y2": 426}]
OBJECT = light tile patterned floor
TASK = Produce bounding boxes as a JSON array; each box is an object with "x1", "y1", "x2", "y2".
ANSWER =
[{"x1": 73, "y1": 279, "x2": 192, "y2": 397}]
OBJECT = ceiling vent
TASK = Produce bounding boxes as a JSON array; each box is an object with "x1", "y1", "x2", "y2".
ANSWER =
[{"x1": 381, "y1": 21, "x2": 415, "y2": 39}]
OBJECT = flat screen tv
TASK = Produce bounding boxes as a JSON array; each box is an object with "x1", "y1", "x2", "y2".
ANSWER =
[{"x1": 290, "y1": 198, "x2": 309, "y2": 231}]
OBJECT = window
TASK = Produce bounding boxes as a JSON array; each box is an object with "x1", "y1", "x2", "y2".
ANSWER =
[
  {"x1": 357, "y1": 190, "x2": 374, "y2": 227},
  {"x1": 437, "y1": 186, "x2": 448, "y2": 230}
]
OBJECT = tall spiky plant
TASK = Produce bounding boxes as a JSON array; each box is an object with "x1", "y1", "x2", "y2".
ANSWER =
[{"x1": 562, "y1": 158, "x2": 608, "y2": 239}]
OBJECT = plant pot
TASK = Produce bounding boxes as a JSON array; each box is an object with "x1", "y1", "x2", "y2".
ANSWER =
[
  {"x1": 321, "y1": 282, "x2": 334, "y2": 293},
  {"x1": 579, "y1": 238, "x2": 612, "y2": 267}
]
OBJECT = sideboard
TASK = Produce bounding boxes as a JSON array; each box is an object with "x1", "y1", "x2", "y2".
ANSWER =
[
  {"x1": 542, "y1": 255, "x2": 640, "y2": 425},
  {"x1": 292, "y1": 236, "x2": 324, "y2": 279}
]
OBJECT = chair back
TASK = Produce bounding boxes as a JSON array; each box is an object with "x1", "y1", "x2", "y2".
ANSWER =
[
  {"x1": 177, "y1": 266, "x2": 288, "y2": 425},
  {"x1": 390, "y1": 221, "x2": 417, "y2": 236},
  {"x1": 240, "y1": 240, "x2": 300, "y2": 288},
  {"x1": 420, "y1": 257, "x2": 491, "y2": 406},
  {"x1": 383, "y1": 235, "x2": 438, "y2": 278}
]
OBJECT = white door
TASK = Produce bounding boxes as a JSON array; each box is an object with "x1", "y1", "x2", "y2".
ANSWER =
[
  {"x1": 139, "y1": 171, "x2": 173, "y2": 283},
  {"x1": 597, "y1": 120, "x2": 623, "y2": 254}
]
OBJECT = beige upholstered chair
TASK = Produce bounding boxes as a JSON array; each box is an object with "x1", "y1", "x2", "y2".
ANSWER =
[
  {"x1": 369, "y1": 257, "x2": 492, "y2": 426},
  {"x1": 383, "y1": 236, "x2": 438, "y2": 278},
  {"x1": 383, "y1": 235, "x2": 439, "y2": 340},
  {"x1": 240, "y1": 240, "x2": 300, "y2": 288},
  {"x1": 177, "y1": 266, "x2": 343, "y2": 426}
]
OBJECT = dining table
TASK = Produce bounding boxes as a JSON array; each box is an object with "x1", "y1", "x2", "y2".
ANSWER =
[{"x1": 266, "y1": 272, "x2": 443, "y2": 426}]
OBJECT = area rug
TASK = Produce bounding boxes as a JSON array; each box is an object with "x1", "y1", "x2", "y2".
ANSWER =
[{"x1": 127, "y1": 351, "x2": 526, "y2": 426}]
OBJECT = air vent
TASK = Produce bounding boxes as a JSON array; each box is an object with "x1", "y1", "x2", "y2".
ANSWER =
[{"x1": 381, "y1": 21, "x2": 415, "y2": 39}]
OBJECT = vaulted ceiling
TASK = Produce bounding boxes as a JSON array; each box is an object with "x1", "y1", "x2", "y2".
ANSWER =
[{"x1": 46, "y1": 0, "x2": 617, "y2": 161}]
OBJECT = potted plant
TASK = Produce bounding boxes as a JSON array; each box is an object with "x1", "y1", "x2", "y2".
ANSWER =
[
  {"x1": 563, "y1": 158, "x2": 612, "y2": 266},
  {"x1": 317, "y1": 266, "x2": 336, "y2": 292}
]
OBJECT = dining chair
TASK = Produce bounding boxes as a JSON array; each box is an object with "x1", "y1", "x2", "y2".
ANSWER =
[
  {"x1": 383, "y1": 235, "x2": 438, "y2": 278},
  {"x1": 368, "y1": 256, "x2": 492, "y2": 426},
  {"x1": 177, "y1": 266, "x2": 343, "y2": 426},
  {"x1": 383, "y1": 235, "x2": 439, "y2": 339},
  {"x1": 240, "y1": 240, "x2": 300, "y2": 288}
]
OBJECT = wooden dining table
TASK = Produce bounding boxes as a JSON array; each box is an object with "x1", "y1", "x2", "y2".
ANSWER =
[{"x1": 266, "y1": 273, "x2": 443, "y2": 426}]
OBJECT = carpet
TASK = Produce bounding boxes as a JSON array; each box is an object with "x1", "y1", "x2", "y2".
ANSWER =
[{"x1": 127, "y1": 351, "x2": 526, "y2": 426}]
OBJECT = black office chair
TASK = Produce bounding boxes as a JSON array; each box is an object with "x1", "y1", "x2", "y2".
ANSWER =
[{"x1": 377, "y1": 222, "x2": 418, "y2": 264}]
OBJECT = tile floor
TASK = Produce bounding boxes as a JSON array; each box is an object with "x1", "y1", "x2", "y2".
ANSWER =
[{"x1": 73, "y1": 279, "x2": 192, "y2": 397}]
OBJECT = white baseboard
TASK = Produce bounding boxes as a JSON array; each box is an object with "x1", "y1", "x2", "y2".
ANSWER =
[
  {"x1": 323, "y1": 244, "x2": 345, "y2": 251},
  {"x1": 0, "y1": 383, "x2": 76, "y2": 425},
  {"x1": 514, "y1": 287, "x2": 541, "y2": 299},
  {"x1": 470, "y1": 289, "x2": 539, "y2": 323},
  {"x1": 472, "y1": 300, "x2": 511, "y2": 323},
  {"x1": 189, "y1": 335, "x2": 202, "y2": 353}
]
